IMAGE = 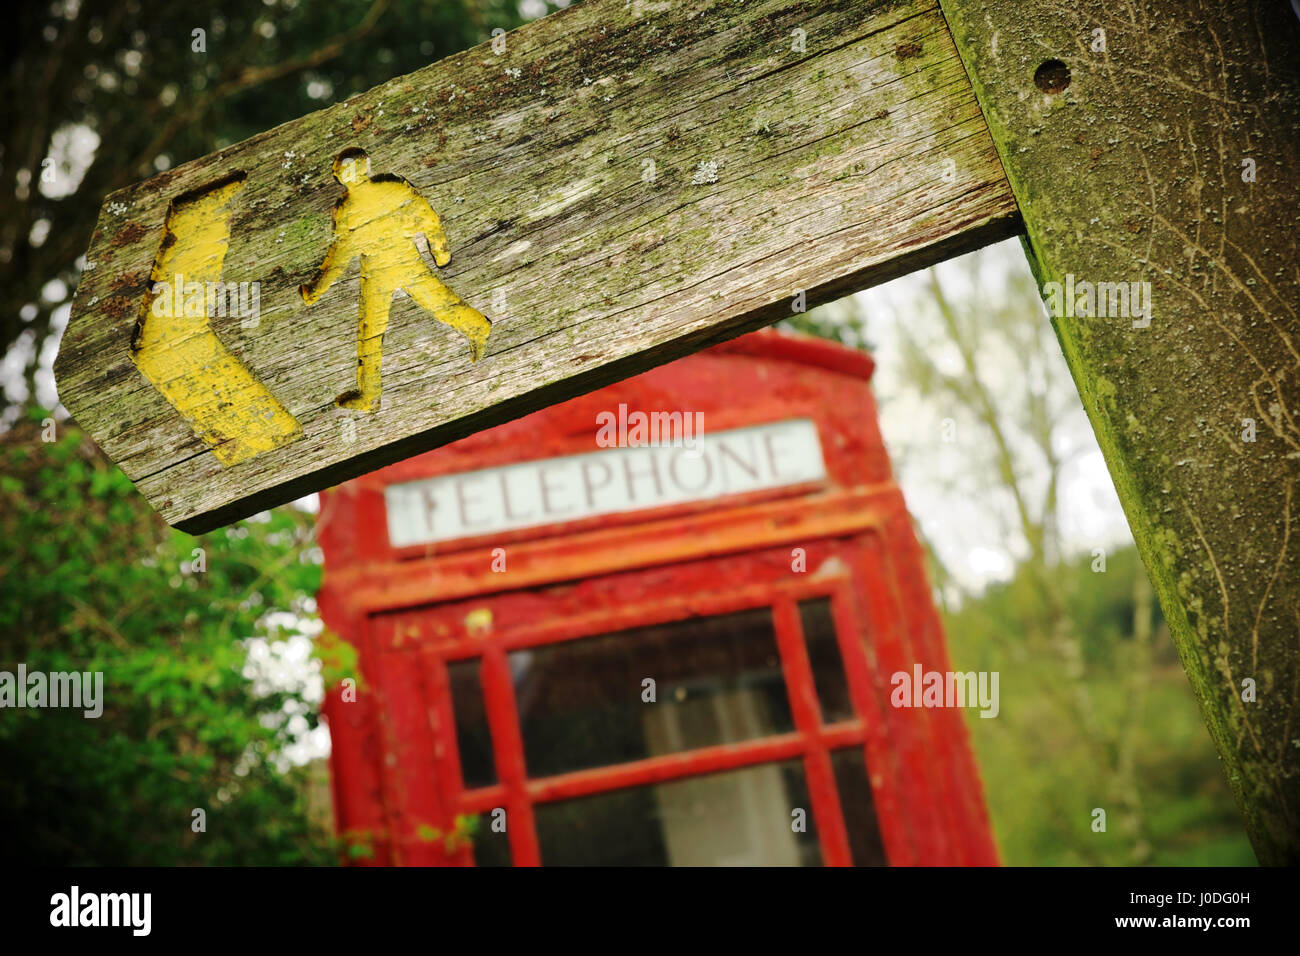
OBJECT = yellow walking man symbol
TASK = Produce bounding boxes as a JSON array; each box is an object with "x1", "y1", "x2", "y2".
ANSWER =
[{"x1": 301, "y1": 148, "x2": 491, "y2": 412}]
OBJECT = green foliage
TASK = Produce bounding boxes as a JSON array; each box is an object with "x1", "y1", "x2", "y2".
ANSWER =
[
  {"x1": 0, "y1": 420, "x2": 335, "y2": 864},
  {"x1": 312, "y1": 628, "x2": 361, "y2": 690},
  {"x1": 779, "y1": 296, "x2": 871, "y2": 350},
  {"x1": 944, "y1": 547, "x2": 1255, "y2": 866},
  {"x1": 414, "y1": 814, "x2": 477, "y2": 854},
  {"x1": 341, "y1": 829, "x2": 377, "y2": 861}
]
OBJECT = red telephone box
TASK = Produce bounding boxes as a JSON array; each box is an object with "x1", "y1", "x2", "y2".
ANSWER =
[{"x1": 317, "y1": 329, "x2": 999, "y2": 866}]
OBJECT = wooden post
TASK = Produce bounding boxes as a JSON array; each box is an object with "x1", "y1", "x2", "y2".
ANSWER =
[{"x1": 939, "y1": 0, "x2": 1300, "y2": 863}]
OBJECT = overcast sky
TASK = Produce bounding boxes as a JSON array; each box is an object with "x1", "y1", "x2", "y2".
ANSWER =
[{"x1": 852, "y1": 238, "x2": 1134, "y2": 597}]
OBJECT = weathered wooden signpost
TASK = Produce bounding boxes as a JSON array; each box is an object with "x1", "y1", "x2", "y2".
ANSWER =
[
  {"x1": 54, "y1": 0, "x2": 1018, "y2": 532},
  {"x1": 54, "y1": 0, "x2": 1300, "y2": 863}
]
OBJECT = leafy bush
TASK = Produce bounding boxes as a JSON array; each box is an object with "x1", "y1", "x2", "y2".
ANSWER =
[{"x1": 0, "y1": 415, "x2": 335, "y2": 864}]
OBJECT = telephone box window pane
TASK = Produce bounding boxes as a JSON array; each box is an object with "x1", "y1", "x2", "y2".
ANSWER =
[
  {"x1": 510, "y1": 607, "x2": 793, "y2": 779},
  {"x1": 798, "y1": 597, "x2": 855, "y2": 724},
  {"x1": 830, "y1": 747, "x2": 888, "y2": 866},
  {"x1": 470, "y1": 821, "x2": 512, "y2": 867},
  {"x1": 534, "y1": 759, "x2": 822, "y2": 866},
  {"x1": 447, "y1": 658, "x2": 496, "y2": 789}
]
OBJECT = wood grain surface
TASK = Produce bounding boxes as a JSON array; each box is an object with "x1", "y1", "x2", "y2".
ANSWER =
[{"x1": 55, "y1": 0, "x2": 1017, "y2": 532}]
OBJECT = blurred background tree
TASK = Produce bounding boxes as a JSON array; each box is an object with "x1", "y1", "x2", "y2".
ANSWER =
[
  {"x1": 0, "y1": 413, "x2": 346, "y2": 864},
  {"x1": 790, "y1": 244, "x2": 1254, "y2": 865}
]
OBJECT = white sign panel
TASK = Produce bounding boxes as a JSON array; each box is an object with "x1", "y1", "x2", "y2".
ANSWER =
[{"x1": 384, "y1": 418, "x2": 826, "y2": 547}]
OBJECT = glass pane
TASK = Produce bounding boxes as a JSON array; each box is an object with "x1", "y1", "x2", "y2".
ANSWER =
[
  {"x1": 446, "y1": 658, "x2": 496, "y2": 788},
  {"x1": 798, "y1": 597, "x2": 855, "y2": 723},
  {"x1": 510, "y1": 607, "x2": 793, "y2": 778},
  {"x1": 831, "y1": 747, "x2": 888, "y2": 866},
  {"x1": 535, "y1": 759, "x2": 822, "y2": 866},
  {"x1": 470, "y1": 816, "x2": 511, "y2": 867}
]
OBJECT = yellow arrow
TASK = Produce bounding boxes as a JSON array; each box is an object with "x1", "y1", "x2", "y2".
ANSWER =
[{"x1": 131, "y1": 175, "x2": 301, "y2": 467}]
